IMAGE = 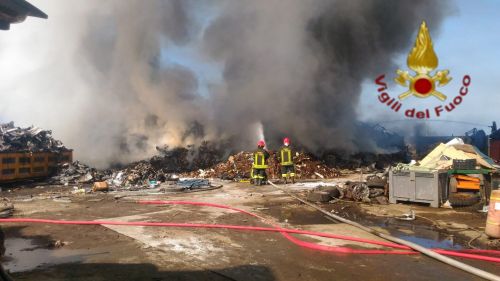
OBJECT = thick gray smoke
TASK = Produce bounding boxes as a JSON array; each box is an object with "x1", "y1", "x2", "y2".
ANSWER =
[{"x1": 0, "y1": 0, "x2": 452, "y2": 167}]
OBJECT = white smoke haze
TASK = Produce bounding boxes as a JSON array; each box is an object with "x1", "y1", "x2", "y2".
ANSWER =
[{"x1": 0, "y1": 0, "x2": 452, "y2": 168}]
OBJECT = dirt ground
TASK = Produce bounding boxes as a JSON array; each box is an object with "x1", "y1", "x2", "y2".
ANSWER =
[{"x1": 0, "y1": 179, "x2": 499, "y2": 281}]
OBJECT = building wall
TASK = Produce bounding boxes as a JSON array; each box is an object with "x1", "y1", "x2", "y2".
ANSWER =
[{"x1": 489, "y1": 140, "x2": 500, "y2": 163}]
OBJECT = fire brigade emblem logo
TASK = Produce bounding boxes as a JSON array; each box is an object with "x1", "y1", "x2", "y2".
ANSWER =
[{"x1": 395, "y1": 21, "x2": 452, "y2": 101}]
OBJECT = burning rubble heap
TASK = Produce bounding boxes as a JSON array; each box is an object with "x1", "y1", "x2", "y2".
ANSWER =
[
  {"x1": 53, "y1": 143, "x2": 225, "y2": 187},
  {"x1": 183, "y1": 150, "x2": 341, "y2": 180},
  {"x1": 111, "y1": 143, "x2": 224, "y2": 186},
  {"x1": 51, "y1": 147, "x2": 346, "y2": 186},
  {"x1": 183, "y1": 147, "x2": 408, "y2": 180},
  {"x1": 52, "y1": 146, "x2": 401, "y2": 186},
  {"x1": 0, "y1": 122, "x2": 67, "y2": 152},
  {"x1": 47, "y1": 138, "x2": 403, "y2": 198}
]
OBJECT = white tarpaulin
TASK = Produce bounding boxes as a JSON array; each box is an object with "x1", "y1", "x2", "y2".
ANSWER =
[{"x1": 418, "y1": 143, "x2": 496, "y2": 170}]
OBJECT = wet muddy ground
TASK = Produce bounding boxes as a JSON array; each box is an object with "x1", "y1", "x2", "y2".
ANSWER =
[{"x1": 0, "y1": 180, "x2": 498, "y2": 280}]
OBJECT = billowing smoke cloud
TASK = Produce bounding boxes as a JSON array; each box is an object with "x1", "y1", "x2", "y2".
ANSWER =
[{"x1": 0, "y1": 0, "x2": 452, "y2": 167}]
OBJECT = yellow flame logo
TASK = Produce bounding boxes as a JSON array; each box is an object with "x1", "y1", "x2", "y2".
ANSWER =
[{"x1": 395, "y1": 21, "x2": 451, "y2": 101}]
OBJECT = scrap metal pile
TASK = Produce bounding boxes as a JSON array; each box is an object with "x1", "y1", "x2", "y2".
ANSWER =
[
  {"x1": 111, "y1": 143, "x2": 225, "y2": 186},
  {"x1": 46, "y1": 141, "x2": 399, "y2": 187},
  {"x1": 51, "y1": 147, "x2": 395, "y2": 186},
  {"x1": 0, "y1": 122, "x2": 67, "y2": 152},
  {"x1": 50, "y1": 161, "x2": 110, "y2": 185}
]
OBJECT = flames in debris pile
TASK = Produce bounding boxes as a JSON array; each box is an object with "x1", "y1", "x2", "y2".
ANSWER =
[
  {"x1": 0, "y1": 122, "x2": 68, "y2": 152},
  {"x1": 183, "y1": 151, "x2": 341, "y2": 180}
]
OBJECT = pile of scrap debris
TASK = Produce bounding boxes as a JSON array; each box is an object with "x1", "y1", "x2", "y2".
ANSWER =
[
  {"x1": 183, "y1": 151, "x2": 341, "y2": 180},
  {"x1": 50, "y1": 161, "x2": 110, "y2": 185},
  {"x1": 0, "y1": 122, "x2": 67, "y2": 152},
  {"x1": 51, "y1": 147, "x2": 395, "y2": 186},
  {"x1": 45, "y1": 140, "x2": 404, "y2": 189},
  {"x1": 110, "y1": 143, "x2": 225, "y2": 186},
  {"x1": 306, "y1": 174, "x2": 388, "y2": 204},
  {"x1": 49, "y1": 143, "x2": 225, "y2": 187},
  {"x1": 50, "y1": 160, "x2": 218, "y2": 192}
]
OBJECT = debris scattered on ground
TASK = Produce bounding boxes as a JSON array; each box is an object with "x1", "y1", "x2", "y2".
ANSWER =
[
  {"x1": 0, "y1": 121, "x2": 68, "y2": 152},
  {"x1": 71, "y1": 187, "x2": 86, "y2": 194},
  {"x1": 307, "y1": 191, "x2": 332, "y2": 203},
  {"x1": 365, "y1": 174, "x2": 388, "y2": 203},
  {"x1": 375, "y1": 196, "x2": 389, "y2": 205},
  {"x1": 53, "y1": 197, "x2": 72, "y2": 203},
  {"x1": 47, "y1": 240, "x2": 69, "y2": 248},
  {"x1": 0, "y1": 198, "x2": 14, "y2": 218},
  {"x1": 156, "y1": 179, "x2": 217, "y2": 193},
  {"x1": 306, "y1": 185, "x2": 341, "y2": 202},
  {"x1": 396, "y1": 210, "x2": 416, "y2": 221},
  {"x1": 341, "y1": 182, "x2": 370, "y2": 203},
  {"x1": 176, "y1": 179, "x2": 211, "y2": 190},
  {"x1": 366, "y1": 175, "x2": 387, "y2": 188}
]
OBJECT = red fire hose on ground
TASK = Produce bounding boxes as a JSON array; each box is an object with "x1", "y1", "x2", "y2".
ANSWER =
[{"x1": 0, "y1": 200, "x2": 499, "y2": 264}]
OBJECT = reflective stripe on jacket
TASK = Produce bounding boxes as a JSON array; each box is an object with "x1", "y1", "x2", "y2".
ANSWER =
[
  {"x1": 253, "y1": 151, "x2": 268, "y2": 169},
  {"x1": 280, "y1": 147, "x2": 293, "y2": 166}
]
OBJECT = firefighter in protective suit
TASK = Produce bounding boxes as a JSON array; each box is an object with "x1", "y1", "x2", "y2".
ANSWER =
[
  {"x1": 277, "y1": 137, "x2": 295, "y2": 184},
  {"x1": 251, "y1": 140, "x2": 270, "y2": 186}
]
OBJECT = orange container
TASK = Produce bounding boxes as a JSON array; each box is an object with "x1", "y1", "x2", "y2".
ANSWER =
[
  {"x1": 485, "y1": 190, "x2": 500, "y2": 238},
  {"x1": 455, "y1": 175, "x2": 480, "y2": 182},
  {"x1": 456, "y1": 180, "x2": 480, "y2": 190},
  {"x1": 93, "y1": 181, "x2": 109, "y2": 192}
]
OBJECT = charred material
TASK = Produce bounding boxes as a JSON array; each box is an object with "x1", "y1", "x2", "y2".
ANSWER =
[
  {"x1": 114, "y1": 142, "x2": 226, "y2": 186},
  {"x1": 340, "y1": 175, "x2": 388, "y2": 204},
  {"x1": 153, "y1": 142, "x2": 227, "y2": 172}
]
